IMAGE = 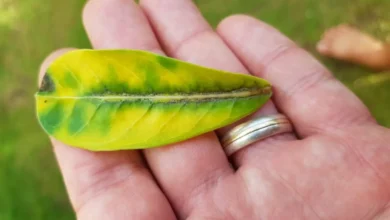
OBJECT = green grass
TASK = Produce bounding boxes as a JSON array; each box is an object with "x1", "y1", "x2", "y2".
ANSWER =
[{"x1": 0, "y1": 0, "x2": 389, "y2": 219}]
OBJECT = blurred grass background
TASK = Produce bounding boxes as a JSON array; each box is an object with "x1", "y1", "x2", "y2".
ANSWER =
[{"x1": 0, "y1": 0, "x2": 389, "y2": 219}]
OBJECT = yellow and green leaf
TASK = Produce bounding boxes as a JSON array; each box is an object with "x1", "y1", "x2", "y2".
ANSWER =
[{"x1": 35, "y1": 49, "x2": 272, "y2": 151}]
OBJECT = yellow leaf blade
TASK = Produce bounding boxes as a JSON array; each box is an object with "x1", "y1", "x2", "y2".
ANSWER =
[{"x1": 36, "y1": 49, "x2": 272, "y2": 151}]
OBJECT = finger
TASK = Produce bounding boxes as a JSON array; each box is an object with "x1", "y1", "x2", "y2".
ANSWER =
[
  {"x1": 83, "y1": 0, "x2": 234, "y2": 217},
  {"x1": 83, "y1": 0, "x2": 160, "y2": 52},
  {"x1": 217, "y1": 15, "x2": 376, "y2": 137},
  {"x1": 140, "y1": 0, "x2": 297, "y2": 169},
  {"x1": 39, "y1": 48, "x2": 175, "y2": 220},
  {"x1": 41, "y1": 0, "x2": 179, "y2": 218}
]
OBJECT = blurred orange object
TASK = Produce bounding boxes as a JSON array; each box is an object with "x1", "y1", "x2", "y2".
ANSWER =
[{"x1": 317, "y1": 24, "x2": 390, "y2": 71}]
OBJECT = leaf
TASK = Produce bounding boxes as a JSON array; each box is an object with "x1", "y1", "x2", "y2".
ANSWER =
[{"x1": 35, "y1": 49, "x2": 272, "y2": 151}]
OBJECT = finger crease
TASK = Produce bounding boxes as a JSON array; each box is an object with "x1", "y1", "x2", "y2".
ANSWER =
[
  {"x1": 258, "y1": 44, "x2": 333, "y2": 102},
  {"x1": 254, "y1": 43, "x2": 296, "y2": 76},
  {"x1": 237, "y1": 168, "x2": 257, "y2": 218},
  {"x1": 278, "y1": 68, "x2": 334, "y2": 102},
  {"x1": 169, "y1": 28, "x2": 213, "y2": 56},
  {"x1": 373, "y1": 201, "x2": 390, "y2": 220},
  {"x1": 74, "y1": 159, "x2": 147, "y2": 212},
  {"x1": 180, "y1": 168, "x2": 231, "y2": 217},
  {"x1": 335, "y1": 136, "x2": 390, "y2": 192},
  {"x1": 264, "y1": 166, "x2": 324, "y2": 220}
]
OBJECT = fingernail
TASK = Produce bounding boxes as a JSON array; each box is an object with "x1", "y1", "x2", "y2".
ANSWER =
[{"x1": 316, "y1": 42, "x2": 328, "y2": 53}]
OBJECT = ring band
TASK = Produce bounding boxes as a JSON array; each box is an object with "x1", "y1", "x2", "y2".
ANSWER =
[{"x1": 221, "y1": 114, "x2": 293, "y2": 156}]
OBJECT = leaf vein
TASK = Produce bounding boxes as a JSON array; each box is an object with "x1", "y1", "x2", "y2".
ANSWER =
[
  {"x1": 63, "y1": 64, "x2": 85, "y2": 92},
  {"x1": 70, "y1": 100, "x2": 104, "y2": 137},
  {"x1": 187, "y1": 102, "x2": 215, "y2": 133},
  {"x1": 85, "y1": 63, "x2": 103, "y2": 84},
  {"x1": 226, "y1": 98, "x2": 237, "y2": 121},
  {"x1": 45, "y1": 100, "x2": 78, "y2": 131},
  {"x1": 94, "y1": 103, "x2": 153, "y2": 147},
  {"x1": 101, "y1": 54, "x2": 143, "y2": 82},
  {"x1": 158, "y1": 103, "x2": 186, "y2": 134}
]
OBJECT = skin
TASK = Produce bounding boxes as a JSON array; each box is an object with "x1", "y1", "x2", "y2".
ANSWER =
[
  {"x1": 317, "y1": 24, "x2": 390, "y2": 71},
  {"x1": 38, "y1": 0, "x2": 390, "y2": 219}
]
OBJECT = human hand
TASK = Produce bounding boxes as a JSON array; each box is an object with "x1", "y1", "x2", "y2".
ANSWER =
[{"x1": 38, "y1": 0, "x2": 390, "y2": 219}]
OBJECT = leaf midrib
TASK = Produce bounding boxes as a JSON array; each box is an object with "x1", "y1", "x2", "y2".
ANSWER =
[{"x1": 36, "y1": 87, "x2": 272, "y2": 101}]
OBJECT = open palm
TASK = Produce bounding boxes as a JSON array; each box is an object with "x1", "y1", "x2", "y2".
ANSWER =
[{"x1": 39, "y1": 0, "x2": 390, "y2": 219}]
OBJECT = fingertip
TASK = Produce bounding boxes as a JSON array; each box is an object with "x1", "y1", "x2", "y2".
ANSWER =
[
  {"x1": 82, "y1": 0, "x2": 159, "y2": 50},
  {"x1": 217, "y1": 14, "x2": 292, "y2": 49},
  {"x1": 82, "y1": 0, "x2": 104, "y2": 48},
  {"x1": 82, "y1": 0, "x2": 104, "y2": 31},
  {"x1": 82, "y1": 0, "x2": 116, "y2": 23},
  {"x1": 38, "y1": 48, "x2": 76, "y2": 85},
  {"x1": 217, "y1": 14, "x2": 277, "y2": 35},
  {"x1": 217, "y1": 14, "x2": 256, "y2": 31},
  {"x1": 316, "y1": 41, "x2": 329, "y2": 55}
]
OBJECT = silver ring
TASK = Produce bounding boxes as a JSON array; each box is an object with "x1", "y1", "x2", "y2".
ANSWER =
[{"x1": 221, "y1": 114, "x2": 293, "y2": 156}]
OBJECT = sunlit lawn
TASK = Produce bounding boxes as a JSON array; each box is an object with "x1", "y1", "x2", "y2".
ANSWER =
[{"x1": 0, "y1": 0, "x2": 389, "y2": 219}]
